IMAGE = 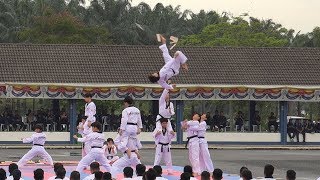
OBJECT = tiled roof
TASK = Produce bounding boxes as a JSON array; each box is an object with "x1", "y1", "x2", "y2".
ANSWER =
[{"x1": 1, "y1": 43, "x2": 320, "y2": 86}]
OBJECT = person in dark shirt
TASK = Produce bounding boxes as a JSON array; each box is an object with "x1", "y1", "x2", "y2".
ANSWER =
[
  {"x1": 219, "y1": 111, "x2": 227, "y2": 131},
  {"x1": 268, "y1": 112, "x2": 278, "y2": 132},
  {"x1": 287, "y1": 119, "x2": 295, "y2": 142},
  {"x1": 235, "y1": 111, "x2": 244, "y2": 131},
  {"x1": 13, "y1": 111, "x2": 24, "y2": 131},
  {"x1": 211, "y1": 110, "x2": 219, "y2": 131},
  {"x1": 252, "y1": 111, "x2": 261, "y2": 126},
  {"x1": 305, "y1": 119, "x2": 314, "y2": 133},
  {"x1": 295, "y1": 119, "x2": 305, "y2": 142}
]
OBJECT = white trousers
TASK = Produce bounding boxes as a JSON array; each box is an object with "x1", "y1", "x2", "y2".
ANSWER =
[
  {"x1": 17, "y1": 146, "x2": 53, "y2": 167},
  {"x1": 188, "y1": 139, "x2": 201, "y2": 174},
  {"x1": 154, "y1": 144, "x2": 173, "y2": 173},
  {"x1": 76, "y1": 148, "x2": 111, "y2": 172},
  {"x1": 111, "y1": 153, "x2": 141, "y2": 178},
  {"x1": 199, "y1": 140, "x2": 214, "y2": 172},
  {"x1": 82, "y1": 142, "x2": 91, "y2": 158}
]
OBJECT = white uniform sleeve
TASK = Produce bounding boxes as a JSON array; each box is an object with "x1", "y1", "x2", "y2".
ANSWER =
[
  {"x1": 158, "y1": 76, "x2": 173, "y2": 90},
  {"x1": 159, "y1": 89, "x2": 168, "y2": 106},
  {"x1": 159, "y1": 44, "x2": 172, "y2": 64},
  {"x1": 22, "y1": 134, "x2": 34, "y2": 143},
  {"x1": 199, "y1": 122, "x2": 207, "y2": 131},
  {"x1": 137, "y1": 110, "x2": 143, "y2": 129},
  {"x1": 77, "y1": 135, "x2": 89, "y2": 143},
  {"x1": 187, "y1": 121, "x2": 200, "y2": 131},
  {"x1": 112, "y1": 146, "x2": 117, "y2": 155},
  {"x1": 87, "y1": 103, "x2": 96, "y2": 122},
  {"x1": 120, "y1": 109, "x2": 128, "y2": 131},
  {"x1": 169, "y1": 102, "x2": 175, "y2": 115}
]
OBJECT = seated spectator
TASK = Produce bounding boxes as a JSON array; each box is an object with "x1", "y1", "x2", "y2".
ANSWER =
[
  {"x1": 219, "y1": 111, "x2": 227, "y2": 131},
  {"x1": 241, "y1": 169, "x2": 253, "y2": 180},
  {"x1": 12, "y1": 169, "x2": 23, "y2": 180},
  {"x1": 200, "y1": 171, "x2": 210, "y2": 180},
  {"x1": 180, "y1": 172, "x2": 191, "y2": 180},
  {"x1": 239, "y1": 166, "x2": 248, "y2": 180},
  {"x1": 7, "y1": 163, "x2": 19, "y2": 180},
  {"x1": 252, "y1": 111, "x2": 261, "y2": 126},
  {"x1": 235, "y1": 111, "x2": 244, "y2": 131},
  {"x1": 263, "y1": 164, "x2": 275, "y2": 180},
  {"x1": 268, "y1": 112, "x2": 278, "y2": 132},
  {"x1": 144, "y1": 168, "x2": 157, "y2": 180},
  {"x1": 183, "y1": 165, "x2": 196, "y2": 179},
  {"x1": 305, "y1": 119, "x2": 314, "y2": 133},
  {"x1": 102, "y1": 172, "x2": 111, "y2": 180},
  {"x1": 287, "y1": 120, "x2": 295, "y2": 142},
  {"x1": 133, "y1": 164, "x2": 146, "y2": 180},
  {"x1": 123, "y1": 167, "x2": 134, "y2": 180},
  {"x1": 54, "y1": 167, "x2": 66, "y2": 180},
  {"x1": 13, "y1": 111, "x2": 24, "y2": 131},
  {"x1": 84, "y1": 162, "x2": 100, "y2": 180},
  {"x1": 212, "y1": 168, "x2": 223, "y2": 180},
  {"x1": 315, "y1": 120, "x2": 320, "y2": 133},
  {"x1": 46, "y1": 110, "x2": 55, "y2": 131},
  {"x1": 34, "y1": 169, "x2": 44, "y2": 180},
  {"x1": 94, "y1": 171, "x2": 103, "y2": 180},
  {"x1": 286, "y1": 170, "x2": 296, "y2": 180},
  {"x1": 0, "y1": 168, "x2": 7, "y2": 180},
  {"x1": 70, "y1": 171, "x2": 80, "y2": 180},
  {"x1": 48, "y1": 163, "x2": 69, "y2": 180},
  {"x1": 211, "y1": 110, "x2": 220, "y2": 131},
  {"x1": 153, "y1": 165, "x2": 167, "y2": 180}
]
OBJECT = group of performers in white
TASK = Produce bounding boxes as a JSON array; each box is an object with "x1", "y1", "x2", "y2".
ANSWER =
[{"x1": 15, "y1": 34, "x2": 214, "y2": 178}]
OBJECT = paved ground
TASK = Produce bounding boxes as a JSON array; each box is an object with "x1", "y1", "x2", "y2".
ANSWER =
[{"x1": 0, "y1": 149, "x2": 319, "y2": 179}]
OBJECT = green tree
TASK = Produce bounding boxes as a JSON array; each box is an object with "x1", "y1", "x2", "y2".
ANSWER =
[{"x1": 18, "y1": 11, "x2": 112, "y2": 44}]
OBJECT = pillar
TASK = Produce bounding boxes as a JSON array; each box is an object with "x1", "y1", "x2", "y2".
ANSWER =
[
  {"x1": 280, "y1": 101, "x2": 288, "y2": 145},
  {"x1": 69, "y1": 99, "x2": 77, "y2": 144},
  {"x1": 176, "y1": 100, "x2": 184, "y2": 144},
  {"x1": 152, "y1": 100, "x2": 159, "y2": 116},
  {"x1": 249, "y1": 101, "x2": 256, "y2": 131}
]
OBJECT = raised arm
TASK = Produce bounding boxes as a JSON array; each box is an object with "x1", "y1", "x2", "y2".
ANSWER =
[
  {"x1": 120, "y1": 109, "x2": 128, "y2": 131},
  {"x1": 158, "y1": 77, "x2": 173, "y2": 90},
  {"x1": 22, "y1": 134, "x2": 34, "y2": 143},
  {"x1": 159, "y1": 40, "x2": 172, "y2": 64},
  {"x1": 87, "y1": 103, "x2": 96, "y2": 121},
  {"x1": 169, "y1": 102, "x2": 175, "y2": 115},
  {"x1": 159, "y1": 89, "x2": 169, "y2": 106}
]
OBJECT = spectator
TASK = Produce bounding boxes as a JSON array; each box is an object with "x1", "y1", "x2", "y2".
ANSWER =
[
  {"x1": 84, "y1": 162, "x2": 100, "y2": 180},
  {"x1": 70, "y1": 171, "x2": 80, "y2": 180},
  {"x1": 123, "y1": 167, "x2": 134, "y2": 179},
  {"x1": 55, "y1": 167, "x2": 66, "y2": 180},
  {"x1": 34, "y1": 168, "x2": 44, "y2": 180},
  {"x1": 241, "y1": 169, "x2": 253, "y2": 180},
  {"x1": 0, "y1": 168, "x2": 6, "y2": 180},
  {"x1": 143, "y1": 168, "x2": 157, "y2": 180},
  {"x1": 315, "y1": 120, "x2": 320, "y2": 133},
  {"x1": 48, "y1": 163, "x2": 69, "y2": 180},
  {"x1": 13, "y1": 111, "x2": 24, "y2": 131},
  {"x1": 94, "y1": 171, "x2": 103, "y2": 180},
  {"x1": 200, "y1": 171, "x2": 210, "y2": 180},
  {"x1": 102, "y1": 172, "x2": 111, "y2": 180},
  {"x1": 305, "y1": 119, "x2": 314, "y2": 133},
  {"x1": 46, "y1": 110, "x2": 55, "y2": 131},
  {"x1": 235, "y1": 111, "x2": 244, "y2": 131},
  {"x1": 133, "y1": 164, "x2": 146, "y2": 180},
  {"x1": 153, "y1": 165, "x2": 167, "y2": 180},
  {"x1": 211, "y1": 110, "x2": 219, "y2": 131},
  {"x1": 263, "y1": 164, "x2": 275, "y2": 180},
  {"x1": 286, "y1": 170, "x2": 296, "y2": 180},
  {"x1": 12, "y1": 169, "x2": 23, "y2": 180},
  {"x1": 252, "y1": 111, "x2": 261, "y2": 126},
  {"x1": 183, "y1": 165, "x2": 195, "y2": 179},
  {"x1": 7, "y1": 163, "x2": 19, "y2": 180},
  {"x1": 239, "y1": 166, "x2": 248, "y2": 180},
  {"x1": 219, "y1": 111, "x2": 227, "y2": 131},
  {"x1": 268, "y1": 112, "x2": 278, "y2": 132},
  {"x1": 59, "y1": 111, "x2": 69, "y2": 131},
  {"x1": 287, "y1": 119, "x2": 295, "y2": 142},
  {"x1": 212, "y1": 169, "x2": 223, "y2": 180},
  {"x1": 180, "y1": 172, "x2": 191, "y2": 180},
  {"x1": 295, "y1": 120, "x2": 305, "y2": 142}
]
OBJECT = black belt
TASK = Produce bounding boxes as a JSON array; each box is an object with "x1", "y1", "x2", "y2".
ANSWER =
[
  {"x1": 156, "y1": 114, "x2": 164, "y2": 122},
  {"x1": 124, "y1": 150, "x2": 137, "y2": 154},
  {"x1": 127, "y1": 122, "x2": 137, "y2": 125},
  {"x1": 33, "y1": 144, "x2": 43, "y2": 146},
  {"x1": 91, "y1": 146, "x2": 102, "y2": 148},
  {"x1": 198, "y1": 137, "x2": 205, "y2": 139},
  {"x1": 158, "y1": 142, "x2": 170, "y2": 152},
  {"x1": 171, "y1": 68, "x2": 176, "y2": 75},
  {"x1": 185, "y1": 135, "x2": 198, "y2": 148}
]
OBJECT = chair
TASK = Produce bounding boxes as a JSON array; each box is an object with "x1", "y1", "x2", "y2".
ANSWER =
[
  {"x1": 252, "y1": 125, "x2": 262, "y2": 132},
  {"x1": 0, "y1": 124, "x2": 7, "y2": 131},
  {"x1": 102, "y1": 116, "x2": 110, "y2": 132},
  {"x1": 235, "y1": 125, "x2": 245, "y2": 132},
  {"x1": 46, "y1": 124, "x2": 52, "y2": 132}
]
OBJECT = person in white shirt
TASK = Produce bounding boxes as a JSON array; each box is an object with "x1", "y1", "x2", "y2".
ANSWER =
[
  {"x1": 102, "y1": 138, "x2": 119, "y2": 165},
  {"x1": 123, "y1": 167, "x2": 134, "y2": 180},
  {"x1": 262, "y1": 164, "x2": 276, "y2": 180},
  {"x1": 119, "y1": 96, "x2": 143, "y2": 147},
  {"x1": 82, "y1": 93, "x2": 97, "y2": 157},
  {"x1": 51, "y1": 167, "x2": 66, "y2": 180},
  {"x1": 153, "y1": 165, "x2": 168, "y2": 180},
  {"x1": 7, "y1": 169, "x2": 24, "y2": 180},
  {"x1": 182, "y1": 114, "x2": 201, "y2": 176},
  {"x1": 155, "y1": 89, "x2": 175, "y2": 132},
  {"x1": 132, "y1": 164, "x2": 146, "y2": 180},
  {"x1": 148, "y1": 34, "x2": 188, "y2": 90},
  {"x1": 48, "y1": 163, "x2": 70, "y2": 180},
  {"x1": 153, "y1": 118, "x2": 175, "y2": 174},
  {"x1": 82, "y1": 162, "x2": 100, "y2": 180},
  {"x1": 74, "y1": 122, "x2": 111, "y2": 172},
  {"x1": 198, "y1": 113, "x2": 214, "y2": 173},
  {"x1": 17, "y1": 124, "x2": 53, "y2": 167}
]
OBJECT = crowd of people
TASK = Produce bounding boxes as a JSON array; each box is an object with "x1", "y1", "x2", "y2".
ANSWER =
[{"x1": 0, "y1": 162, "x2": 300, "y2": 180}]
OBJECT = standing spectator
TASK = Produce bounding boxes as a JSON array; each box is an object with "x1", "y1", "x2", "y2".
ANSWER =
[
  {"x1": 241, "y1": 169, "x2": 253, "y2": 180},
  {"x1": 219, "y1": 111, "x2": 227, "y2": 131},
  {"x1": 0, "y1": 168, "x2": 6, "y2": 180},
  {"x1": 211, "y1": 110, "x2": 219, "y2": 131},
  {"x1": 70, "y1": 171, "x2": 80, "y2": 180},
  {"x1": 263, "y1": 164, "x2": 275, "y2": 180},
  {"x1": 287, "y1": 119, "x2": 295, "y2": 142},
  {"x1": 235, "y1": 111, "x2": 244, "y2": 131},
  {"x1": 34, "y1": 169, "x2": 44, "y2": 180},
  {"x1": 268, "y1": 112, "x2": 278, "y2": 132},
  {"x1": 295, "y1": 120, "x2": 305, "y2": 143},
  {"x1": 286, "y1": 170, "x2": 296, "y2": 180}
]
